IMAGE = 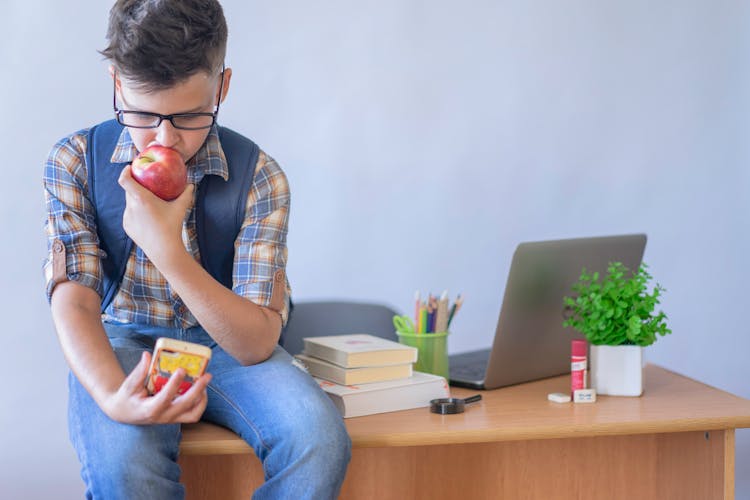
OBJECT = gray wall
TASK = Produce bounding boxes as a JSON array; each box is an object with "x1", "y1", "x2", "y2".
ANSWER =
[{"x1": 2, "y1": 1, "x2": 748, "y2": 497}]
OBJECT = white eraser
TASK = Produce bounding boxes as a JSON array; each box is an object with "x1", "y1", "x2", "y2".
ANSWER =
[
  {"x1": 548, "y1": 392, "x2": 572, "y2": 403},
  {"x1": 573, "y1": 389, "x2": 597, "y2": 403}
]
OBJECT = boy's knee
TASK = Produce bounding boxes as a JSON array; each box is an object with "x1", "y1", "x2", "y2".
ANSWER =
[
  {"x1": 83, "y1": 440, "x2": 183, "y2": 499},
  {"x1": 265, "y1": 354, "x2": 352, "y2": 465},
  {"x1": 279, "y1": 399, "x2": 352, "y2": 469}
]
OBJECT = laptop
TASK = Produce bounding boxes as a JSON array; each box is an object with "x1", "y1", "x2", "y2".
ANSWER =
[{"x1": 449, "y1": 234, "x2": 647, "y2": 390}]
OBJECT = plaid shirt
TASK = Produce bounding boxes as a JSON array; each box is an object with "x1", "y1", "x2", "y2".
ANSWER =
[{"x1": 43, "y1": 125, "x2": 291, "y2": 329}]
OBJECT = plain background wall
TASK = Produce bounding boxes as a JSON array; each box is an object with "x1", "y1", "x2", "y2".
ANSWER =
[{"x1": 1, "y1": 1, "x2": 748, "y2": 497}]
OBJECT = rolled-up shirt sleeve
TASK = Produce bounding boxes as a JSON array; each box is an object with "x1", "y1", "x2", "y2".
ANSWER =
[
  {"x1": 43, "y1": 131, "x2": 104, "y2": 303},
  {"x1": 232, "y1": 151, "x2": 292, "y2": 324}
]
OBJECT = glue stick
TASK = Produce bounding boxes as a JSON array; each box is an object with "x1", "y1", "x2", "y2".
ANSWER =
[{"x1": 571, "y1": 340, "x2": 588, "y2": 396}]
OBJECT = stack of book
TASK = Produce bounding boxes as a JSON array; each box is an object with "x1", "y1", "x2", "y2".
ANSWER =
[{"x1": 296, "y1": 334, "x2": 450, "y2": 418}]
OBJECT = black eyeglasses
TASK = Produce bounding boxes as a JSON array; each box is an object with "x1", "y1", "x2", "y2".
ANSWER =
[{"x1": 113, "y1": 66, "x2": 225, "y2": 130}]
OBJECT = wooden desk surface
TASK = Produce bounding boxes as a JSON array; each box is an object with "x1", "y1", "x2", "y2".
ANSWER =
[{"x1": 180, "y1": 364, "x2": 750, "y2": 455}]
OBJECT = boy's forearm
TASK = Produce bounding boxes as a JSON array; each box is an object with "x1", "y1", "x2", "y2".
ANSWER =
[
  {"x1": 153, "y1": 248, "x2": 282, "y2": 365},
  {"x1": 50, "y1": 282, "x2": 127, "y2": 411}
]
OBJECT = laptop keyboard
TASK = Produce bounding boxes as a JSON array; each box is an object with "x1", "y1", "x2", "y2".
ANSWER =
[
  {"x1": 450, "y1": 365, "x2": 486, "y2": 379},
  {"x1": 449, "y1": 349, "x2": 491, "y2": 380}
]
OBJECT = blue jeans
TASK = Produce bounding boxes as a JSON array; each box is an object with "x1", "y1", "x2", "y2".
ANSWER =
[{"x1": 68, "y1": 322, "x2": 351, "y2": 499}]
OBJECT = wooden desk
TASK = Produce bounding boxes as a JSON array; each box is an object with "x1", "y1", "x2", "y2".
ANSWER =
[{"x1": 179, "y1": 365, "x2": 750, "y2": 499}]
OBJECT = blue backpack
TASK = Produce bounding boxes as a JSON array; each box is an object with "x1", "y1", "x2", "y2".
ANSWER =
[{"x1": 86, "y1": 119, "x2": 259, "y2": 314}]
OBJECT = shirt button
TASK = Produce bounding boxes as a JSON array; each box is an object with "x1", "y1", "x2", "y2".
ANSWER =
[{"x1": 178, "y1": 305, "x2": 187, "y2": 315}]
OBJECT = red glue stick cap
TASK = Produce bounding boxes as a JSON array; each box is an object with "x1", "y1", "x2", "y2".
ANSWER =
[{"x1": 572, "y1": 340, "x2": 587, "y2": 357}]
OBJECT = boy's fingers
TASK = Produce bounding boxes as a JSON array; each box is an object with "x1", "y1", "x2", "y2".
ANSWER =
[
  {"x1": 171, "y1": 373, "x2": 211, "y2": 407},
  {"x1": 190, "y1": 372, "x2": 212, "y2": 392},
  {"x1": 175, "y1": 385, "x2": 209, "y2": 423},
  {"x1": 155, "y1": 368, "x2": 190, "y2": 409},
  {"x1": 166, "y1": 373, "x2": 211, "y2": 420},
  {"x1": 117, "y1": 164, "x2": 134, "y2": 189},
  {"x1": 123, "y1": 351, "x2": 151, "y2": 394},
  {"x1": 176, "y1": 183, "x2": 195, "y2": 204},
  {"x1": 118, "y1": 164, "x2": 151, "y2": 198},
  {"x1": 143, "y1": 368, "x2": 210, "y2": 422},
  {"x1": 172, "y1": 183, "x2": 195, "y2": 215},
  {"x1": 154, "y1": 368, "x2": 195, "y2": 419},
  {"x1": 180, "y1": 393, "x2": 208, "y2": 423}
]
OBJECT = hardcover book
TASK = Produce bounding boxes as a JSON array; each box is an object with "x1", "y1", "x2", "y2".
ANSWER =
[
  {"x1": 296, "y1": 354, "x2": 412, "y2": 385},
  {"x1": 316, "y1": 371, "x2": 450, "y2": 418},
  {"x1": 302, "y1": 334, "x2": 418, "y2": 368}
]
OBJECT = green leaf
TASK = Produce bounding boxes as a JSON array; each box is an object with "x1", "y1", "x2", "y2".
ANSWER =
[{"x1": 561, "y1": 260, "x2": 671, "y2": 346}]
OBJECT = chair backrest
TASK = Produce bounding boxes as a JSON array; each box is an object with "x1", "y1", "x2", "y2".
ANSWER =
[{"x1": 282, "y1": 301, "x2": 401, "y2": 355}]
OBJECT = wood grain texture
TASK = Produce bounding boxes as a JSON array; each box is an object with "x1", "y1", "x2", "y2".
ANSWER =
[
  {"x1": 178, "y1": 365, "x2": 750, "y2": 499},
  {"x1": 180, "y1": 454, "x2": 258, "y2": 500},
  {"x1": 724, "y1": 430, "x2": 736, "y2": 499},
  {"x1": 341, "y1": 432, "x2": 730, "y2": 500},
  {"x1": 181, "y1": 365, "x2": 750, "y2": 454},
  {"x1": 180, "y1": 431, "x2": 732, "y2": 499},
  {"x1": 342, "y1": 364, "x2": 750, "y2": 448}
]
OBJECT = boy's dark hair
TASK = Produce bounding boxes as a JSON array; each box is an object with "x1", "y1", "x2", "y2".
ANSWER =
[{"x1": 100, "y1": 0, "x2": 228, "y2": 90}]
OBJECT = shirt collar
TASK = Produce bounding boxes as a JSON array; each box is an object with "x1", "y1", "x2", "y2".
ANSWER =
[{"x1": 110, "y1": 125, "x2": 228, "y2": 182}]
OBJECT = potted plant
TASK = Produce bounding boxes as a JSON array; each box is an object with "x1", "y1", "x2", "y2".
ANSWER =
[{"x1": 563, "y1": 262, "x2": 671, "y2": 396}]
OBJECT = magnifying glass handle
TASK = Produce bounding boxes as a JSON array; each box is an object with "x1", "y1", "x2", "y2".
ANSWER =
[{"x1": 463, "y1": 394, "x2": 482, "y2": 404}]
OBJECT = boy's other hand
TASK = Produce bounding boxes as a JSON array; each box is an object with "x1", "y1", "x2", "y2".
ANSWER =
[
  {"x1": 118, "y1": 164, "x2": 194, "y2": 265},
  {"x1": 104, "y1": 350, "x2": 212, "y2": 425}
]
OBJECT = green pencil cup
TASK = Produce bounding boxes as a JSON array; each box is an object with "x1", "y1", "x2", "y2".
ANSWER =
[{"x1": 396, "y1": 331, "x2": 449, "y2": 379}]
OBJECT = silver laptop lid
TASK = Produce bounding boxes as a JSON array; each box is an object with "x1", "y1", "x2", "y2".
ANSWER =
[{"x1": 482, "y1": 234, "x2": 647, "y2": 390}]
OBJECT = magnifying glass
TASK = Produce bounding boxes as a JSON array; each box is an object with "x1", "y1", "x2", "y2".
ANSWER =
[{"x1": 430, "y1": 394, "x2": 482, "y2": 414}]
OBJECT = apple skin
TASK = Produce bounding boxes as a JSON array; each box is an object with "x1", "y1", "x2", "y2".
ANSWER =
[{"x1": 131, "y1": 145, "x2": 188, "y2": 201}]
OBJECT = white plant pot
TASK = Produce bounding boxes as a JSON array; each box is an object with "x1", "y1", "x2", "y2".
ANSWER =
[{"x1": 590, "y1": 345, "x2": 644, "y2": 397}]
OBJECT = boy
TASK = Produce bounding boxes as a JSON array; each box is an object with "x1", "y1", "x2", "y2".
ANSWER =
[{"x1": 43, "y1": 1, "x2": 351, "y2": 498}]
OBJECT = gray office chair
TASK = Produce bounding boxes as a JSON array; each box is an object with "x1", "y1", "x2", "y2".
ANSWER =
[{"x1": 281, "y1": 301, "x2": 402, "y2": 355}]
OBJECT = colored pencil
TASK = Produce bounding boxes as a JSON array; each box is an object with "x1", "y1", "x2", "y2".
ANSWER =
[
  {"x1": 414, "y1": 291, "x2": 420, "y2": 327},
  {"x1": 447, "y1": 294, "x2": 463, "y2": 328},
  {"x1": 435, "y1": 290, "x2": 449, "y2": 333}
]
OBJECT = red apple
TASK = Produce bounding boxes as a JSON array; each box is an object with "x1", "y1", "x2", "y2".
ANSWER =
[{"x1": 131, "y1": 145, "x2": 187, "y2": 201}]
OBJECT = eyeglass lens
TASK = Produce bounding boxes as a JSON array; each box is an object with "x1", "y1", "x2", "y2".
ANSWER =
[
  {"x1": 113, "y1": 65, "x2": 225, "y2": 130},
  {"x1": 117, "y1": 112, "x2": 215, "y2": 130}
]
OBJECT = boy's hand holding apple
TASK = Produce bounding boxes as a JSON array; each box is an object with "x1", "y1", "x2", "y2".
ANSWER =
[{"x1": 118, "y1": 146, "x2": 194, "y2": 266}]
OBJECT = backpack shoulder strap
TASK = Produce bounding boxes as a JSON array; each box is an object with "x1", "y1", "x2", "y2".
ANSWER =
[
  {"x1": 87, "y1": 122, "x2": 262, "y2": 313},
  {"x1": 86, "y1": 119, "x2": 133, "y2": 313},
  {"x1": 197, "y1": 129, "x2": 293, "y2": 346},
  {"x1": 195, "y1": 126, "x2": 260, "y2": 289}
]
